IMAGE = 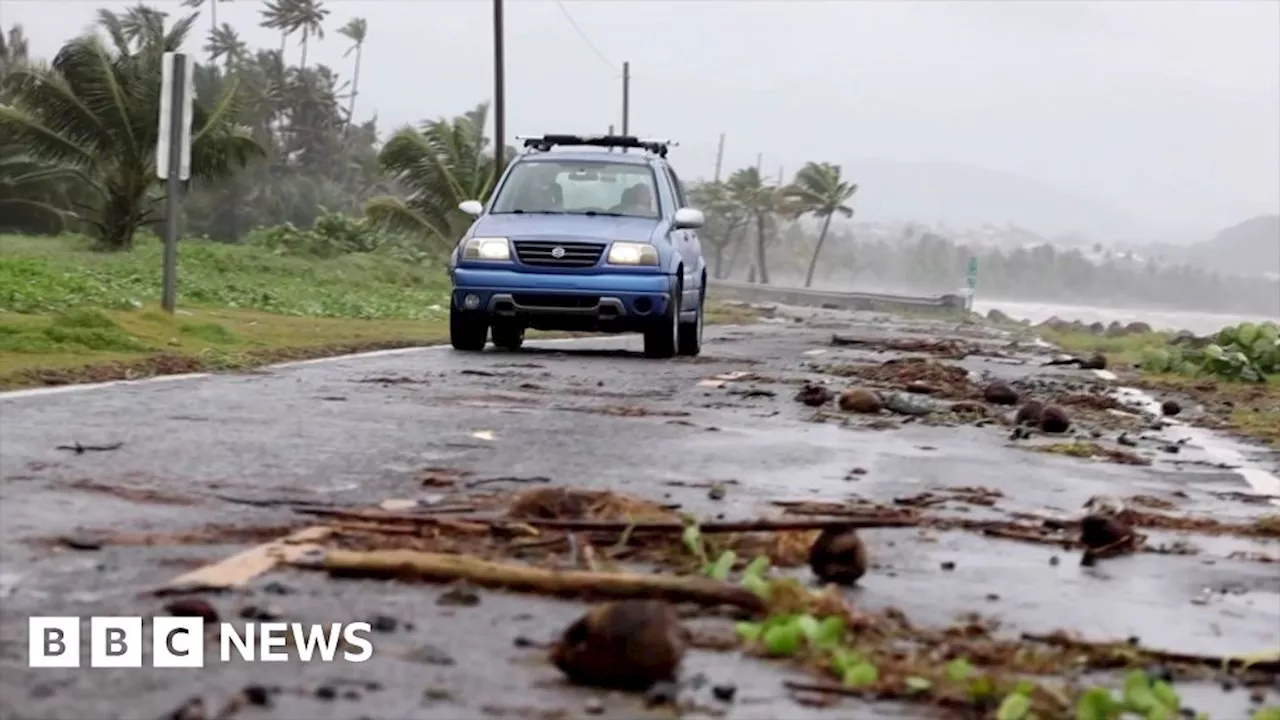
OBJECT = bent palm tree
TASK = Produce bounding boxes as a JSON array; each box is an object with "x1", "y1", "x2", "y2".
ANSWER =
[
  {"x1": 725, "y1": 167, "x2": 779, "y2": 284},
  {"x1": 0, "y1": 25, "x2": 263, "y2": 249},
  {"x1": 784, "y1": 162, "x2": 857, "y2": 288},
  {"x1": 337, "y1": 17, "x2": 366, "y2": 131},
  {"x1": 204, "y1": 23, "x2": 247, "y2": 71},
  {"x1": 365, "y1": 102, "x2": 499, "y2": 249}
]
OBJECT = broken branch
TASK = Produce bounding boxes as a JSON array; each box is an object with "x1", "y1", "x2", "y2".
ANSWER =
[
  {"x1": 1021, "y1": 632, "x2": 1280, "y2": 673},
  {"x1": 309, "y1": 549, "x2": 769, "y2": 614}
]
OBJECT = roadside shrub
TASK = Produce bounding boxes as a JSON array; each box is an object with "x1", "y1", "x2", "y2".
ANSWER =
[
  {"x1": 1141, "y1": 321, "x2": 1279, "y2": 382},
  {"x1": 247, "y1": 209, "x2": 432, "y2": 263}
]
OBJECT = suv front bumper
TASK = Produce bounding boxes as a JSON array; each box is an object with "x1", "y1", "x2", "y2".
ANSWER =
[{"x1": 451, "y1": 267, "x2": 675, "y2": 328}]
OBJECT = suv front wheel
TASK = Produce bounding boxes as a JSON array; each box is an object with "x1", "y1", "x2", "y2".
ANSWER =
[
  {"x1": 450, "y1": 306, "x2": 489, "y2": 351},
  {"x1": 677, "y1": 287, "x2": 703, "y2": 357},
  {"x1": 643, "y1": 281, "x2": 680, "y2": 359}
]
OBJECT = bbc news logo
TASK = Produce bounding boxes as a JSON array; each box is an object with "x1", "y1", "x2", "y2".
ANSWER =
[{"x1": 29, "y1": 617, "x2": 373, "y2": 668}]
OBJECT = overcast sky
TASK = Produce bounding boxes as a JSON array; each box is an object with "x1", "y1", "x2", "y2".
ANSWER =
[{"x1": 4, "y1": 0, "x2": 1279, "y2": 238}]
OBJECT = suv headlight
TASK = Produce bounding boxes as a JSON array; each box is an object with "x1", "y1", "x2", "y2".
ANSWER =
[
  {"x1": 461, "y1": 237, "x2": 511, "y2": 261},
  {"x1": 607, "y1": 241, "x2": 658, "y2": 266}
]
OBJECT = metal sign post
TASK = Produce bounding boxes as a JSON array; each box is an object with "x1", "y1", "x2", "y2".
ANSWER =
[
  {"x1": 156, "y1": 52, "x2": 194, "y2": 314},
  {"x1": 965, "y1": 256, "x2": 979, "y2": 311}
]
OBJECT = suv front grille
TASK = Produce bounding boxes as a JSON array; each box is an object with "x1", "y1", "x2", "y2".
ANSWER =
[
  {"x1": 513, "y1": 241, "x2": 603, "y2": 268},
  {"x1": 511, "y1": 294, "x2": 600, "y2": 309}
]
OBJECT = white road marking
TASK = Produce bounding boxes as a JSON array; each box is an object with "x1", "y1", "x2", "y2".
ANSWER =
[{"x1": 0, "y1": 334, "x2": 639, "y2": 401}]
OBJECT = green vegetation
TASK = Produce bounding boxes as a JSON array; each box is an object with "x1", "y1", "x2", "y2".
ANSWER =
[
  {"x1": 1042, "y1": 320, "x2": 1280, "y2": 447},
  {"x1": 690, "y1": 542, "x2": 1261, "y2": 720},
  {"x1": 0, "y1": 232, "x2": 447, "y2": 318},
  {"x1": 1142, "y1": 322, "x2": 1280, "y2": 383}
]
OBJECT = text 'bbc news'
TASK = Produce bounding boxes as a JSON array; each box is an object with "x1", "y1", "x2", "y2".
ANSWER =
[{"x1": 28, "y1": 617, "x2": 373, "y2": 668}]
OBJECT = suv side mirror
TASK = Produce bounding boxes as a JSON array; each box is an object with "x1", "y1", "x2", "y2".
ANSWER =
[
  {"x1": 458, "y1": 200, "x2": 484, "y2": 217},
  {"x1": 673, "y1": 207, "x2": 704, "y2": 230}
]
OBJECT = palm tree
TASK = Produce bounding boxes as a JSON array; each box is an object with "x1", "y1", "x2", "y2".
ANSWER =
[
  {"x1": 365, "y1": 102, "x2": 500, "y2": 249},
  {"x1": 0, "y1": 21, "x2": 264, "y2": 249},
  {"x1": 337, "y1": 17, "x2": 366, "y2": 130},
  {"x1": 181, "y1": 0, "x2": 232, "y2": 60},
  {"x1": 286, "y1": 0, "x2": 329, "y2": 70},
  {"x1": 259, "y1": 0, "x2": 293, "y2": 62},
  {"x1": 725, "y1": 167, "x2": 779, "y2": 284},
  {"x1": 688, "y1": 180, "x2": 747, "y2": 278},
  {"x1": 783, "y1": 161, "x2": 857, "y2": 288},
  {"x1": 1, "y1": 24, "x2": 30, "y2": 72},
  {"x1": 204, "y1": 22, "x2": 247, "y2": 71}
]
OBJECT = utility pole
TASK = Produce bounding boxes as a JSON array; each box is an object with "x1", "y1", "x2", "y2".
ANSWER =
[
  {"x1": 713, "y1": 133, "x2": 725, "y2": 182},
  {"x1": 621, "y1": 61, "x2": 630, "y2": 136},
  {"x1": 607, "y1": 124, "x2": 614, "y2": 151},
  {"x1": 777, "y1": 165, "x2": 784, "y2": 184},
  {"x1": 156, "y1": 52, "x2": 193, "y2": 314},
  {"x1": 755, "y1": 152, "x2": 762, "y2": 173},
  {"x1": 493, "y1": 0, "x2": 506, "y2": 174}
]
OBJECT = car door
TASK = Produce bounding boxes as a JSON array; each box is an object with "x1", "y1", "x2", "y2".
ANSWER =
[{"x1": 662, "y1": 165, "x2": 702, "y2": 309}]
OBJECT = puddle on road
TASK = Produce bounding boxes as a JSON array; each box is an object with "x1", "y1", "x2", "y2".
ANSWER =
[{"x1": 1094, "y1": 369, "x2": 1280, "y2": 504}]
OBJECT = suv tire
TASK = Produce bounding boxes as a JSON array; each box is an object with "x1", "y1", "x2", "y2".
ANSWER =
[
  {"x1": 677, "y1": 287, "x2": 703, "y2": 357},
  {"x1": 491, "y1": 320, "x2": 525, "y2": 351},
  {"x1": 450, "y1": 306, "x2": 488, "y2": 351},
  {"x1": 644, "y1": 279, "x2": 680, "y2": 359}
]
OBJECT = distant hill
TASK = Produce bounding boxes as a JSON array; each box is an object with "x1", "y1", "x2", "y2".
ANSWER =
[
  {"x1": 839, "y1": 159, "x2": 1153, "y2": 243},
  {"x1": 1184, "y1": 215, "x2": 1280, "y2": 278}
]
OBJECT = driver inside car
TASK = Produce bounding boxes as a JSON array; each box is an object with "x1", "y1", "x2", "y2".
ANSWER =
[{"x1": 612, "y1": 183, "x2": 653, "y2": 216}]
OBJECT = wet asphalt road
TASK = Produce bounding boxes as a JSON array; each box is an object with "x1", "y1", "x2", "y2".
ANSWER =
[{"x1": 1, "y1": 306, "x2": 1278, "y2": 720}]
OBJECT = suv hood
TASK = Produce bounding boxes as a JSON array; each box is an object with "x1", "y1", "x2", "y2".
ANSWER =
[{"x1": 469, "y1": 213, "x2": 659, "y2": 243}]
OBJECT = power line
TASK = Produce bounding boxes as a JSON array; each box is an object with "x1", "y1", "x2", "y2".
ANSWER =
[{"x1": 554, "y1": 1, "x2": 619, "y2": 74}]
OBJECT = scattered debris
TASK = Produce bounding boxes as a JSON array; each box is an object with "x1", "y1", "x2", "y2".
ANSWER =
[
  {"x1": 1038, "y1": 405, "x2": 1071, "y2": 433},
  {"x1": 55, "y1": 441, "x2": 124, "y2": 454},
  {"x1": 311, "y1": 549, "x2": 769, "y2": 612},
  {"x1": 506, "y1": 487, "x2": 674, "y2": 521},
  {"x1": 983, "y1": 381, "x2": 1019, "y2": 405},
  {"x1": 1079, "y1": 514, "x2": 1141, "y2": 566},
  {"x1": 1029, "y1": 442, "x2": 1151, "y2": 466},
  {"x1": 838, "y1": 387, "x2": 884, "y2": 413},
  {"x1": 808, "y1": 526, "x2": 868, "y2": 585},
  {"x1": 1161, "y1": 400, "x2": 1182, "y2": 417},
  {"x1": 65, "y1": 479, "x2": 197, "y2": 506},
  {"x1": 794, "y1": 383, "x2": 833, "y2": 407},
  {"x1": 471, "y1": 430, "x2": 496, "y2": 441},
  {"x1": 550, "y1": 600, "x2": 688, "y2": 691}
]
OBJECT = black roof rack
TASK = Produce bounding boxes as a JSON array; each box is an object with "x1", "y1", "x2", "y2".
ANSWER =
[{"x1": 516, "y1": 134, "x2": 676, "y2": 158}]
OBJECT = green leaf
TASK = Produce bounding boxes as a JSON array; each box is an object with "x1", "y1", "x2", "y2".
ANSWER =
[
  {"x1": 996, "y1": 692, "x2": 1031, "y2": 720},
  {"x1": 796, "y1": 614, "x2": 821, "y2": 642},
  {"x1": 905, "y1": 676, "x2": 932, "y2": 693},
  {"x1": 762, "y1": 622, "x2": 803, "y2": 657},
  {"x1": 744, "y1": 555, "x2": 771, "y2": 579},
  {"x1": 830, "y1": 647, "x2": 863, "y2": 675},
  {"x1": 812, "y1": 616, "x2": 846, "y2": 649},
  {"x1": 842, "y1": 661, "x2": 878, "y2": 688},
  {"x1": 681, "y1": 522, "x2": 704, "y2": 560},
  {"x1": 734, "y1": 621, "x2": 762, "y2": 642},
  {"x1": 1074, "y1": 687, "x2": 1119, "y2": 720},
  {"x1": 707, "y1": 550, "x2": 736, "y2": 581},
  {"x1": 969, "y1": 675, "x2": 998, "y2": 702},
  {"x1": 742, "y1": 573, "x2": 772, "y2": 600},
  {"x1": 1150, "y1": 680, "x2": 1179, "y2": 710},
  {"x1": 945, "y1": 658, "x2": 973, "y2": 683},
  {"x1": 1013, "y1": 679, "x2": 1036, "y2": 697},
  {"x1": 1123, "y1": 669, "x2": 1159, "y2": 712},
  {"x1": 1252, "y1": 708, "x2": 1280, "y2": 720}
]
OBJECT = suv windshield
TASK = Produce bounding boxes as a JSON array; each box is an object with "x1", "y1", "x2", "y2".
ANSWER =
[{"x1": 489, "y1": 160, "x2": 660, "y2": 219}]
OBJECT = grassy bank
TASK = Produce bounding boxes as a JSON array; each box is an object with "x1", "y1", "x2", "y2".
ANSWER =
[
  {"x1": 1039, "y1": 324, "x2": 1280, "y2": 448},
  {"x1": 0, "y1": 234, "x2": 758, "y2": 389}
]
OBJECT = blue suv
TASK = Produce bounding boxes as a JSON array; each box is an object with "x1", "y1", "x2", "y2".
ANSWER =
[{"x1": 447, "y1": 134, "x2": 707, "y2": 359}]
